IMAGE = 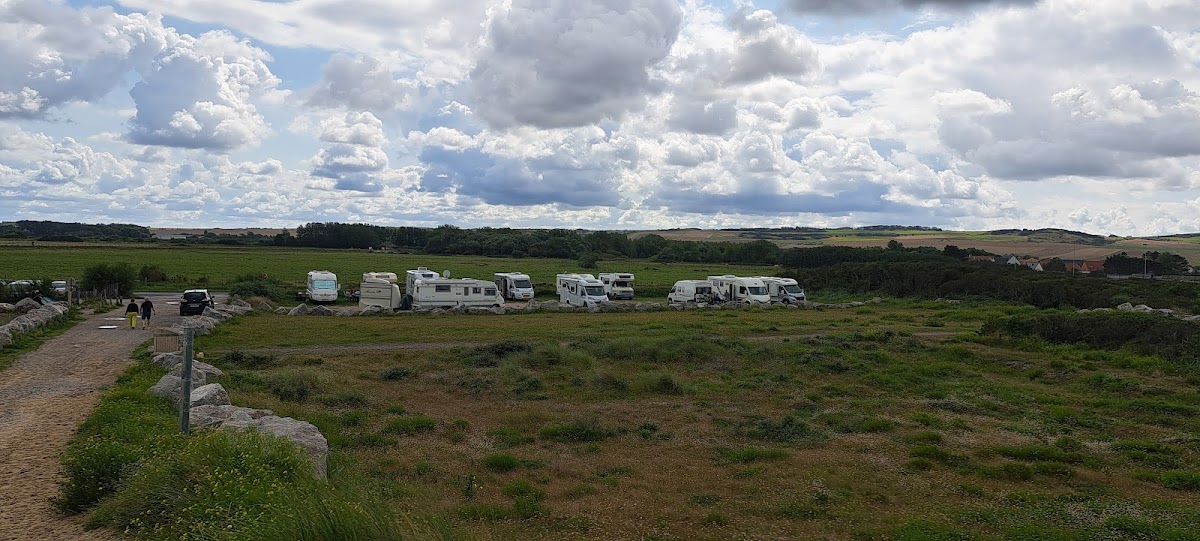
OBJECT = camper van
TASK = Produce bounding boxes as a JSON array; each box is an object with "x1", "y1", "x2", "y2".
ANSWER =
[
  {"x1": 306, "y1": 271, "x2": 339, "y2": 303},
  {"x1": 667, "y1": 280, "x2": 714, "y2": 304},
  {"x1": 494, "y1": 272, "x2": 535, "y2": 301},
  {"x1": 707, "y1": 275, "x2": 770, "y2": 304},
  {"x1": 556, "y1": 274, "x2": 609, "y2": 307},
  {"x1": 405, "y1": 267, "x2": 440, "y2": 298},
  {"x1": 757, "y1": 277, "x2": 806, "y2": 304},
  {"x1": 409, "y1": 277, "x2": 503, "y2": 309},
  {"x1": 598, "y1": 273, "x2": 635, "y2": 300},
  {"x1": 359, "y1": 272, "x2": 402, "y2": 309}
]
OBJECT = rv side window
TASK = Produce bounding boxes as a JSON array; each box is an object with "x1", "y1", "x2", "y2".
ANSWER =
[
  {"x1": 485, "y1": 289, "x2": 497, "y2": 296},
  {"x1": 472, "y1": 287, "x2": 481, "y2": 294},
  {"x1": 435, "y1": 285, "x2": 451, "y2": 293}
]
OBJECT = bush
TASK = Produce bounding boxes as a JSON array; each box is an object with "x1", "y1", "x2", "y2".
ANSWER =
[
  {"x1": 746, "y1": 416, "x2": 822, "y2": 444},
  {"x1": 981, "y1": 311, "x2": 1200, "y2": 365},
  {"x1": 229, "y1": 279, "x2": 285, "y2": 301},
  {"x1": 263, "y1": 370, "x2": 321, "y2": 402},
  {"x1": 467, "y1": 341, "x2": 532, "y2": 367},
  {"x1": 383, "y1": 415, "x2": 437, "y2": 436},
  {"x1": 1160, "y1": 470, "x2": 1200, "y2": 491},
  {"x1": 80, "y1": 263, "x2": 136, "y2": 297},
  {"x1": 380, "y1": 366, "x2": 413, "y2": 380},
  {"x1": 539, "y1": 418, "x2": 615, "y2": 443},
  {"x1": 483, "y1": 454, "x2": 520, "y2": 472},
  {"x1": 221, "y1": 350, "x2": 275, "y2": 369},
  {"x1": 139, "y1": 264, "x2": 167, "y2": 283}
]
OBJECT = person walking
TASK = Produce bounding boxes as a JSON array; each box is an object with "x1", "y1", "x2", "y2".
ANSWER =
[
  {"x1": 125, "y1": 299, "x2": 139, "y2": 330},
  {"x1": 139, "y1": 297, "x2": 155, "y2": 330}
]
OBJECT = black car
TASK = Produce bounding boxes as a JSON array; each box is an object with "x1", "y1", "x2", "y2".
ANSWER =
[{"x1": 180, "y1": 289, "x2": 214, "y2": 316}]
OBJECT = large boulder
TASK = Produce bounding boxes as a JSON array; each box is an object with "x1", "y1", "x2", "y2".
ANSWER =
[
  {"x1": 1133, "y1": 304, "x2": 1154, "y2": 312},
  {"x1": 175, "y1": 316, "x2": 219, "y2": 336},
  {"x1": 230, "y1": 299, "x2": 252, "y2": 309},
  {"x1": 220, "y1": 416, "x2": 329, "y2": 479},
  {"x1": 149, "y1": 375, "x2": 184, "y2": 404},
  {"x1": 0, "y1": 328, "x2": 12, "y2": 348},
  {"x1": 251, "y1": 301, "x2": 276, "y2": 313},
  {"x1": 202, "y1": 307, "x2": 232, "y2": 322},
  {"x1": 1117, "y1": 302, "x2": 1135, "y2": 311},
  {"x1": 0, "y1": 303, "x2": 14, "y2": 313},
  {"x1": 287, "y1": 304, "x2": 311, "y2": 316},
  {"x1": 153, "y1": 352, "x2": 183, "y2": 368},
  {"x1": 13, "y1": 298, "x2": 42, "y2": 312},
  {"x1": 221, "y1": 305, "x2": 253, "y2": 315},
  {"x1": 190, "y1": 383, "x2": 230, "y2": 408},
  {"x1": 538, "y1": 301, "x2": 561, "y2": 311},
  {"x1": 358, "y1": 305, "x2": 384, "y2": 316},
  {"x1": 7, "y1": 316, "x2": 35, "y2": 334},
  {"x1": 274, "y1": 307, "x2": 290, "y2": 315},
  {"x1": 170, "y1": 360, "x2": 225, "y2": 380},
  {"x1": 189, "y1": 404, "x2": 274, "y2": 429},
  {"x1": 310, "y1": 305, "x2": 336, "y2": 316}
]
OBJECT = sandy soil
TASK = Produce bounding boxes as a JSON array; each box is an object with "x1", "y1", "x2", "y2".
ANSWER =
[{"x1": 0, "y1": 301, "x2": 183, "y2": 541}]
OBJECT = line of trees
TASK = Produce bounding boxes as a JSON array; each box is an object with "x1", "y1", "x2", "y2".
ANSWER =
[{"x1": 0, "y1": 221, "x2": 151, "y2": 241}]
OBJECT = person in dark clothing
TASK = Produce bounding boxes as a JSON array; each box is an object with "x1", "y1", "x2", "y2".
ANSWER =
[
  {"x1": 140, "y1": 298, "x2": 155, "y2": 330},
  {"x1": 30, "y1": 290, "x2": 43, "y2": 305},
  {"x1": 125, "y1": 300, "x2": 139, "y2": 330}
]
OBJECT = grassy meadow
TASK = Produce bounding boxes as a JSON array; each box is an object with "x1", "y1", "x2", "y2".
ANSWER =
[
  {"x1": 178, "y1": 301, "x2": 1200, "y2": 540},
  {"x1": 0, "y1": 244, "x2": 776, "y2": 297}
]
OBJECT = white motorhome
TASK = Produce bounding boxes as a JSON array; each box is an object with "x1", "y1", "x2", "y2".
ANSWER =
[
  {"x1": 598, "y1": 273, "x2": 635, "y2": 300},
  {"x1": 359, "y1": 272, "x2": 402, "y2": 309},
  {"x1": 494, "y1": 272, "x2": 535, "y2": 301},
  {"x1": 757, "y1": 276, "x2": 806, "y2": 304},
  {"x1": 405, "y1": 267, "x2": 440, "y2": 298},
  {"x1": 556, "y1": 273, "x2": 609, "y2": 307},
  {"x1": 707, "y1": 275, "x2": 770, "y2": 304},
  {"x1": 306, "y1": 270, "x2": 339, "y2": 303},
  {"x1": 667, "y1": 280, "x2": 714, "y2": 304},
  {"x1": 409, "y1": 277, "x2": 503, "y2": 309}
]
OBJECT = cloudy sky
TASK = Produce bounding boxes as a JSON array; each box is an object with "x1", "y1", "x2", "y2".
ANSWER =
[{"x1": 1, "y1": 0, "x2": 1198, "y2": 235}]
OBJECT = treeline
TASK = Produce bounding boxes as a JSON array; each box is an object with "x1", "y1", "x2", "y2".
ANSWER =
[
  {"x1": 786, "y1": 262, "x2": 1200, "y2": 312},
  {"x1": 1104, "y1": 252, "x2": 1191, "y2": 275},
  {"x1": 0, "y1": 221, "x2": 151, "y2": 241}
]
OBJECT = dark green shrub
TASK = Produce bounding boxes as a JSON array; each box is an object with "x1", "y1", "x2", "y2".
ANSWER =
[
  {"x1": 717, "y1": 448, "x2": 789, "y2": 464},
  {"x1": 380, "y1": 366, "x2": 413, "y2": 380},
  {"x1": 221, "y1": 350, "x2": 274, "y2": 369},
  {"x1": 320, "y1": 391, "x2": 368, "y2": 408},
  {"x1": 1160, "y1": 470, "x2": 1200, "y2": 490},
  {"x1": 483, "y1": 454, "x2": 520, "y2": 472},
  {"x1": 383, "y1": 415, "x2": 437, "y2": 435},
  {"x1": 80, "y1": 263, "x2": 136, "y2": 297},
  {"x1": 229, "y1": 279, "x2": 284, "y2": 301},
  {"x1": 467, "y1": 341, "x2": 532, "y2": 367},
  {"x1": 539, "y1": 418, "x2": 614, "y2": 443},
  {"x1": 746, "y1": 416, "x2": 821, "y2": 443},
  {"x1": 263, "y1": 370, "x2": 321, "y2": 402}
]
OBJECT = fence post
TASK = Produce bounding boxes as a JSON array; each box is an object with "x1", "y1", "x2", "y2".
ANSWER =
[{"x1": 180, "y1": 327, "x2": 195, "y2": 434}]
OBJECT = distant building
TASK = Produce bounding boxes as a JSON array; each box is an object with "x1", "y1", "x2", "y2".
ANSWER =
[
  {"x1": 994, "y1": 255, "x2": 1020, "y2": 265},
  {"x1": 153, "y1": 233, "x2": 191, "y2": 240},
  {"x1": 1061, "y1": 259, "x2": 1105, "y2": 274},
  {"x1": 1018, "y1": 258, "x2": 1043, "y2": 271}
]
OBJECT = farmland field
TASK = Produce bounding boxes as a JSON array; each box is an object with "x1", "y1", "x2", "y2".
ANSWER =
[
  {"x1": 180, "y1": 302, "x2": 1200, "y2": 541},
  {"x1": 0, "y1": 245, "x2": 776, "y2": 297}
]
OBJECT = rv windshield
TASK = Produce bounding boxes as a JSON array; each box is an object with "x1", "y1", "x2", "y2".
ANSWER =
[
  {"x1": 313, "y1": 280, "x2": 336, "y2": 290},
  {"x1": 515, "y1": 279, "x2": 532, "y2": 288},
  {"x1": 584, "y1": 286, "x2": 605, "y2": 296},
  {"x1": 783, "y1": 285, "x2": 803, "y2": 294},
  {"x1": 747, "y1": 286, "x2": 768, "y2": 295}
]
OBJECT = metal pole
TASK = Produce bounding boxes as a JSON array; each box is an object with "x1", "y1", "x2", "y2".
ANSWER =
[{"x1": 180, "y1": 327, "x2": 194, "y2": 434}]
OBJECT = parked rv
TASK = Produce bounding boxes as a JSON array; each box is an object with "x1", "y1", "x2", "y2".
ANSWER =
[
  {"x1": 757, "y1": 277, "x2": 806, "y2": 304},
  {"x1": 667, "y1": 280, "x2": 714, "y2": 304},
  {"x1": 405, "y1": 267, "x2": 440, "y2": 300},
  {"x1": 598, "y1": 273, "x2": 635, "y2": 300},
  {"x1": 707, "y1": 275, "x2": 770, "y2": 304},
  {"x1": 556, "y1": 274, "x2": 609, "y2": 307},
  {"x1": 494, "y1": 272, "x2": 535, "y2": 301},
  {"x1": 359, "y1": 272, "x2": 402, "y2": 309},
  {"x1": 409, "y1": 277, "x2": 503, "y2": 309},
  {"x1": 306, "y1": 270, "x2": 339, "y2": 303}
]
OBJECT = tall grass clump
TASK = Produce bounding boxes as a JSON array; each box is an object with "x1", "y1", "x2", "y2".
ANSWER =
[
  {"x1": 584, "y1": 335, "x2": 733, "y2": 364},
  {"x1": 263, "y1": 369, "x2": 322, "y2": 402}
]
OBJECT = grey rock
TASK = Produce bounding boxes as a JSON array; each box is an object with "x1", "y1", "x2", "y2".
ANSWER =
[
  {"x1": 274, "y1": 307, "x2": 290, "y2": 315},
  {"x1": 230, "y1": 299, "x2": 252, "y2": 308},
  {"x1": 1156, "y1": 308, "x2": 1175, "y2": 316},
  {"x1": 189, "y1": 383, "x2": 230, "y2": 408},
  {"x1": 7, "y1": 316, "x2": 35, "y2": 334},
  {"x1": 153, "y1": 352, "x2": 184, "y2": 368},
  {"x1": 169, "y1": 366, "x2": 207, "y2": 388},
  {"x1": 489, "y1": 306, "x2": 506, "y2": 315},
  {"x1": 14, "y1": 298, "x2": 42, "y2": 312},
  {"x1": 221, "y1": 305, "x2": 253, "y2": 315},
  {"x1": 358, "y1": 305, "x2": 384, "y2": 316},
  {"x1": 149, "y1": 375, "x2": 184, "y2": 404},
  {"x1": 451, "y1": 304, "x2": 469, "y2": 314},
  {"x1": 538, "y1": 301, "x2": 561, "y2": 311},
  {"x1": 1117, "y1": 302, "x2": 1135, "y2": 311},
  {"x1": 221, "y1": 416, "x2": 329, "y2": 478},
  {"x1": 335, "y1": 308, "x2": 358, "y2": 316},
  {"x1": 467, "y1": 306, "x2": 491, "y2": 315},
  {"x1": 430, "y1": 307, "x2": 450, "y2": 316},
  {"x1": 252, "y1": 301, "x2": 276, "y2": 313},
  {"x1": 1133, "y1": 304, "x2": 1153, "y2": 312},
  {"x1": 203, "y1": 307, "x2": 232, "y2": 321},
  {"x1": 0, "y1": 303, "x2": 14, "y2": 313},
  {"x1": 176, "y1": 316, "x2": 219, "y2": 336},
  {"x1": 189, "y1": 404, "x2": 274, "y2": 429},
  {"x1": 170, "y1": 360, "x2": 224, "y2": 380},
  {"x1": 786, "y1": 304, "x2": 799, "y2": 310},
  {"x1": 287, "y1": 304, "x2": 311, "y2": 316},
  {"x1": 310, "y1": 305, "x2": 336, "y2": 316},
  {"x1": 0, "y1": 329, "x2": 12, "y2": 348}
]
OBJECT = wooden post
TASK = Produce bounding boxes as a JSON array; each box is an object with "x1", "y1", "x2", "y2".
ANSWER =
[{"x1": 180, "y1": 328, "x2": 194, "y2": 434}]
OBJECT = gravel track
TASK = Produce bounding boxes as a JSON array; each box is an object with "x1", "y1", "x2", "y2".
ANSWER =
[{"x1": 0, "y1": 301, "x2": 184, "y2": 541}]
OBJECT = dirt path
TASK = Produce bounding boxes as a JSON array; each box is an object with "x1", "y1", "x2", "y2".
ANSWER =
[{"x1": 0, "y1": 300, "x2": 184, "y2": 541}]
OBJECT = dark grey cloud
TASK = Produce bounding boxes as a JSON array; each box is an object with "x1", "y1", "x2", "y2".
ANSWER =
[
  {"x1": 470, "y1": 0, "x2": 682, "y2": 129},
  {"x1": 647, "y1": 182, "x2": 904, "y2": 216},
  {"x1": 419, "y1": 146, "x2": 619, "y2": 208},
  {"x1": 784, "y1": 0, "x2": 1038, "y2": 15}
]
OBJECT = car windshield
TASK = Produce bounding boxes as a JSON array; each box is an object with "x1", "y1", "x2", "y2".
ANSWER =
[
  {"x1": 783, "y1": 285, "x2": 803, "y2": 294},
  {"x1": 584, "y1": 286, "x2": 605, "y2": 296},
  {"x1": 183, "y1": 292, "x2": 208, "y2": 301},
  {"x1": 313, "y1": 280, "x2": 336, "y2": 289},
  {"x1": 515, "y1": 279, "x2": 532, "y2": 288},
  {"x1": 747, "y1": 286, "x2": 768, "y2": 295}
]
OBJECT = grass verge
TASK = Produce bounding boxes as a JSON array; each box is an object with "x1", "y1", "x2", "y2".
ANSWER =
[{"x1": 55, "y1": 344, "x2": 410, "y2": 540}]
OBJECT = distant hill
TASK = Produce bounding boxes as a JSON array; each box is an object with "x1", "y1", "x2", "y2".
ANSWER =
[
  {"x1": 986, "y1": 228, "x2": 1111, "y2": 245},
  {"x1": 0, "y1": 220, "x2": 150, "y2": 241}
]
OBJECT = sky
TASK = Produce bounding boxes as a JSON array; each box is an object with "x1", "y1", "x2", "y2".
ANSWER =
[{"x1": 1, "y1": 0, "x2": 1198, "y2": 235}]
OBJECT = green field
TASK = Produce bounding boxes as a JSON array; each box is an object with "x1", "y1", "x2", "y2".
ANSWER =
[
  {"x1": 167, "y1": 302, "x2": 1200, "y2": 540},
  {"x1": 0, "y1": 245, "x2": 777, "y2": 297}
]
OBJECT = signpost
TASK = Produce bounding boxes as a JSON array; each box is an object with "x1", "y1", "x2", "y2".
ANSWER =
[{"x1": 179, "y1": 327, "x2": 195, "y2": 434}]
